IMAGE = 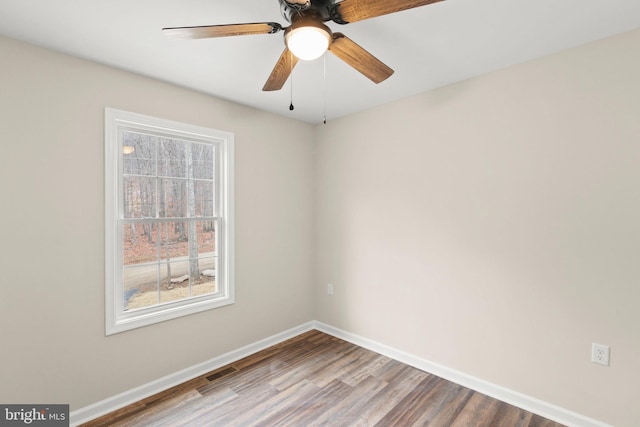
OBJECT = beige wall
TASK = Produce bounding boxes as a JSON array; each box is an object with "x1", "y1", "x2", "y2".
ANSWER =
[
  {"x1": 315, "y1": 28, "x2": 640, "y2": 427},
  {"x1": 0, "y1": 36, "x2": 315, "y2": 409}
]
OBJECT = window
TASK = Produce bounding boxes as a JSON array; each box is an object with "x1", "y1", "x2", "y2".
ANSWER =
[{"x1": 105, "y1": 108, "x2": 234, "y2": 335}]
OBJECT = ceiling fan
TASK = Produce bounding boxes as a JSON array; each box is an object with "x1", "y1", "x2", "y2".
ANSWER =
[{"x1": 163, "y1": 0, "x2": 444, "y2": 91}]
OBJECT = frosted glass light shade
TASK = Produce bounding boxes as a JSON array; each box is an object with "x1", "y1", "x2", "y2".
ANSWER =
[{"x1": 285, "y1": 25, "x2": 331, "y2": 61}]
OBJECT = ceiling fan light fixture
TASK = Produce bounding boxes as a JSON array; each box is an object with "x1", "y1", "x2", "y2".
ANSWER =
[{"x1": 285, "y1": 22, "x2": 331, "y2": 61}]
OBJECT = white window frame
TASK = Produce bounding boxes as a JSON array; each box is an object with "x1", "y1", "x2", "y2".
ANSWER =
[{"x1": 105, "y1": 108, "x2": 234, "y2": 335}]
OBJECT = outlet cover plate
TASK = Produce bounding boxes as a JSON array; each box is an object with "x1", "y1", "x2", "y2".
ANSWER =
[{"x1": 591, "y1": 343, "x2": 610, "y2": 366}]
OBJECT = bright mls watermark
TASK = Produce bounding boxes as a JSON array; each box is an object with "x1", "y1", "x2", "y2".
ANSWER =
[{"x1": 0, "y1": 405, "x2": 68, "y2": 426}]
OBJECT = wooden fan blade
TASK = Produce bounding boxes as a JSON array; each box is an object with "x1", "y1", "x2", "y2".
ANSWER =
[
  {"x1": 263, "y1": 48, "x2": 299, "y2": 91},
  {"x1": 331, "y1": 0, "x2": 444, "y2": 24},
  {"x1": 329, "y1": 33, "x2": 393, "y2": 83},
  {"x1": 163, "y1": 22, "x2": 282, "y2": 39}
]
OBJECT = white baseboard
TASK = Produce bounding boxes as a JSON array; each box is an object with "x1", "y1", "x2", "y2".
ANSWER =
[
  {"x1": 69, "y1": 321, "x2": 315, "y2": 426},
  {"x1": 313, "y1": 321, "x2": 611, "y2": 427},
  {"x1": 71, "y1": 320, "x2": 610, "y2": 427}
]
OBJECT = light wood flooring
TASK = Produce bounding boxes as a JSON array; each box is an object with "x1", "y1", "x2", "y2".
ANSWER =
[{"x1": 82, "y1": 330, "x2": 566, "y2": 426}]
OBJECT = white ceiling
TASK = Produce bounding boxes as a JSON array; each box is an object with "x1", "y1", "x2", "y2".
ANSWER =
[{"x1": 1, "y1": 0, "x2": 639, "y2": 123}]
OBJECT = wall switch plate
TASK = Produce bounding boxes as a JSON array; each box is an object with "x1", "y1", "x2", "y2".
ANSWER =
[
  {"x1": 327, "y1": 284, "x2": 334, "y2": 296},
  {"x1": 591, "y1": 343, "x2": 610, "y2": 366}
]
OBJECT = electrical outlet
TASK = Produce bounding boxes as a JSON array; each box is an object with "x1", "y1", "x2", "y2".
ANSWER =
[
  {"x1": 591, "y1": 343, "x2": 610, "y2": 366},
  {"x1": 327, "y1": 283, "x2": 333, "y2": 296}
]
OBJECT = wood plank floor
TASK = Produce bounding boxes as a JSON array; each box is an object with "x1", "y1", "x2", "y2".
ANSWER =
[{"x1": 82, "y1": 330, "x2": 566, "y2": 427}]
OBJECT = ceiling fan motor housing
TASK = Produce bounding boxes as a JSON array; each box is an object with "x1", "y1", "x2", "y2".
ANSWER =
[{"x1": 280, "y1": 0, "x2": 336, "y2": 22}]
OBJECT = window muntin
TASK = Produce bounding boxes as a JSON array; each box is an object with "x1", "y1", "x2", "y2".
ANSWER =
[{"x1": 105, "y1": 108, "x2": 234, "y2": 335}]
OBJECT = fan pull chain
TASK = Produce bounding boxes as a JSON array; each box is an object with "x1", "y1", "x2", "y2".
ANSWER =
[
  {"x1": 289, "y1": 70, "x2": 294, "y2": 111},
  {"x1": 323, "y1": 53, "x2": 327, "y2": 124}
]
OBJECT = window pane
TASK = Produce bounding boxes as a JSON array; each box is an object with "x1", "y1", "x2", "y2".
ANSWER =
[
  {"x1": 158, "y1": 221, "x2": 189, "y2": 261},
  {"x1": 192, "y1": 143, "x2": 214, "y2": 180},
  {"x1": 122, "y1": 131, "x2": 157, "y2": 176},
  {"x1": 159, "y1": 178, "x2": 187, "y2": 218},
  {"x1": 197, "y1": 257, "x2": 216, "y2": 296},
  {"x1": 123, "y1": 223, "x2": 159, "y2": 266},
  {"x1": 194, "y1": 180, "x2": 214, "y2": 217},
  {"x1": 160, "y1": 261, "x2": 191, "y2": 303},
  {"x1": 123, "y1": 176, "x2": 156, "y2": 218},
  {"x1": 198, "y1": 221, "x2": 216, "y2": 254},
  {"x1": 124, "y1": 264, "x2": 160, "y2": 311},
  {"x1": 159, "y1": 139, "x2": 186, "y2": 178}
]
